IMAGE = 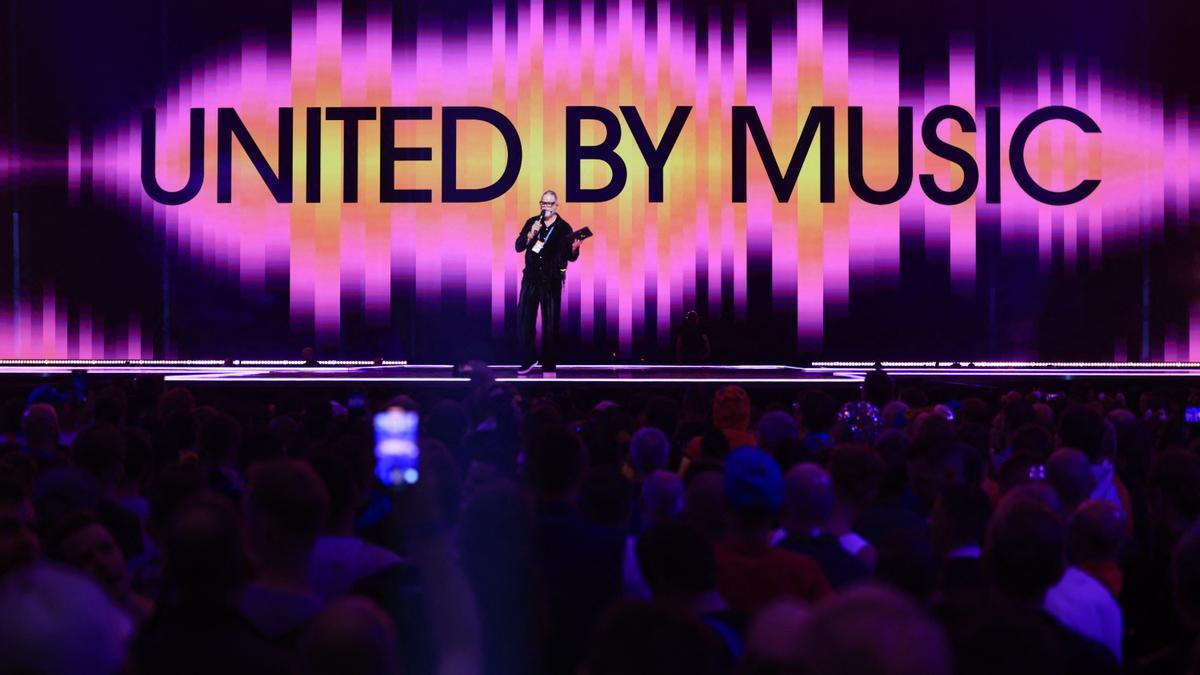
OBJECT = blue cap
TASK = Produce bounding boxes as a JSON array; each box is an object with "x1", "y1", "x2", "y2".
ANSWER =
[{"x1": 724, "y1": 447, "x2": 784, "y2": 512}]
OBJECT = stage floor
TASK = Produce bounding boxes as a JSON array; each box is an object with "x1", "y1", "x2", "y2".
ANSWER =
[{"x1": 0, "y1": 361, "x2": 1199, "y2": 389}]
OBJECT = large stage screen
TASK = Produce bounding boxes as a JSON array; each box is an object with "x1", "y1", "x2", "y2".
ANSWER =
[{"x1": 1, "y1": 0, "x2": 1197, "y2": 362}]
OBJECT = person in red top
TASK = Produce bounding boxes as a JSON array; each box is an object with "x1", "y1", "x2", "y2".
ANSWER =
[
  {"x1": 684, "y1": 386, "x2": 756, "y2": 461},
  {"x1": 714, "y1": 447, "x2": 830, "y2": 613}
]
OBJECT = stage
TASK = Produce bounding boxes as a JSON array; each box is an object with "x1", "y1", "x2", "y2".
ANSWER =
[{"x1": 0, "y1": 360, "x2": 1198, "y2": 394}]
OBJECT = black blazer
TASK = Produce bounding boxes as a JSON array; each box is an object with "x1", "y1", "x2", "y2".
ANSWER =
[{"x1": 514, "y1": 214, "x2": 580, "y2": 283}]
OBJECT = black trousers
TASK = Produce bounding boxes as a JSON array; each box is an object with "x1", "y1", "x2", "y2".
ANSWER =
[{"x1": 517, "y1": 275, "x2": 563, "y2": 369}]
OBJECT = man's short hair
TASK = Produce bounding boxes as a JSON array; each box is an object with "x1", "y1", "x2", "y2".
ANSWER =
[
  {"x1": 636, "y1": 520, "x2": 717, "y2": 597},
  {"x1": 986, "y1": 495, "x2": 1065, "y2": 602},
  {"x1": 524, "y1": 428, "x2": 586, "y2": 498},
  {"x1": 541, "y1": 190, "x2": 558, "y2": 202},
  {"x1": 246, "y1": 459, "x2": 330, "y2": 561},
  {"x1": 629, "y1": 427, "x2": 670, "y2": 476}
]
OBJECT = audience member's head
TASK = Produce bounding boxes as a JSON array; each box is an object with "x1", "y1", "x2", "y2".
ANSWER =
[
  {"x1": 757, "y1": 411, "x2": 800, "y2": 455},
  {"x1": 309, "y1": 449, "x2": 365, "y2": 535},
  {"x1": 828, "y1": 444, "x2": 885, "y2": 514},
  {"x1": 640, "y1": 395, "x2": 681, "y2": 440},
  {"x1": 580, "y1": 465, "x2": 632, "y2": 529},
  {"x1": 712, "y1": 386, "x2": 751, "y2": 433},
  {"x1": 636, "y1": 520, "x2": 718, "y2": 601},
  {"x1": 94, "y1": 385, "x2": 128, "y2": 427},
  {"x1": 681, "y1": 469, "x2": 726, "y2": 543},
  {"x1": 1172, "y1": 522, "x2": 1200, "y2": 632},
  {"x1": 985, "y1": 494, "x2": 1066, "y2": 606},
  {"x1": 1058, "y1": 404, "x2": 1107, "y2": 462},
  {"x1": 906, "y1": 436, "x2": 980, "y2": 510},
  {"x1": 1067, "y1": 499, "x2": 1126, "y2": 567},
  {"x1": 800, "y1": 391, "x2": 837, "y2": 435},
  {"x1": 197, "y1": 411, "x2": 241, "y2": 469},
  {"x1": 1149, "y1": 448, "x2": 1200, "y2": 541},
  {"x1": 72, "y1": 423, "x2": 126, "y2": 489},
  {"x1": 524, "y1": 428, "x2": 586, "y2": 501},
  {"x1": 244, "y1": 459, "x2": 330, "y2": 576},
  {"x1": 1045, "y1": 448, "x2": 1096, "y2": 515},
  {"x1": 1009, "y1": 424, "x2": 1054, "y2": 463},
  {"x1": 781, "y1": 463, "x2": 834, "y2": 534},
  {"x1": 958, "y1": 398, "x2": 992, "y2": 428},
  {"x1": 698, "y1": 428, "x2": 732, "y2": 462},
  {"x1": 0, "y1": 479, "x2": 39, "y2": 576},
  {"x1": 932, "y1": 483, "x2": 992, "y2": 556},
  {"x1": 742, "y1": 600, "x2": 811, "y2": 671},
  {"x1": 162, "y1": 494, "x2": 246, "y2": 602},
  {"x1": 862, "y1": 370, "x2": 895, "y2": 408},
  {"x1": 21, "y1": 403, "x2": 60, "y2": 454},
  {"x1": 585, "y1": 601, "x2": 723, "y2": 675},
  {"x1": 874, "y1": 528, "x2": 938, "y2": 602},
  {"x1": 298, "y1": 597, "x2": 399, "y2": 675},
  {"x1": 641, "y1": 471, "x2": 683, "y2": 526},
  {"x1": 424, "y1": 399, "x2": 469, "y2": 453},
  {"x1": 723, "y1": 447, "x2": 785, "y2": 533},
  {"x1": 46, "y1": 512, "x2": 132, "y2": 603},
  {"x1": 0, "y1": 563, "x2": 132, "y2": 675},
  {"x1": 628, "y1": 427, "x2": 670, "y2": 478},
  {"x1": 791, "y1": 584, "x2": 952, "y2": 675}
]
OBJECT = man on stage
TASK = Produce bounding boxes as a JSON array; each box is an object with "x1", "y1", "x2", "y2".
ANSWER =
[{"x1": 515, "y1": 190, "x2": 586, "y2": 375}]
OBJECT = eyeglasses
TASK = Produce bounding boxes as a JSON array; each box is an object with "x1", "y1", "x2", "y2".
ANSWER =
[{"x1": 539, "y1": 201, "x2": 557, "y2": 207}]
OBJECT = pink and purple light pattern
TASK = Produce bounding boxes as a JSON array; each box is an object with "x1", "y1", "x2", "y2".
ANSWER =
[{"x1": 12, "y1": 0, "x2": 1199, "y2": 358}]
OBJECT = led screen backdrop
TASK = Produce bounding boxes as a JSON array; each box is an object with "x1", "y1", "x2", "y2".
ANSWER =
[{"x1": 0, "y1": 0, "x2": 1197, "y2": 361}]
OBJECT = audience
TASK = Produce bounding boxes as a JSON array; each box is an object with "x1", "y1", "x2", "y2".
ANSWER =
[
  {"x1": 0, "y1": 372, "x2": 1197, "y2": 674},
  {"x1": 714, "y1": 447, "x2": 830, "y2": 613},
  {"x1": 778, "y1": 463, "x2": 870, "y2": 588}
]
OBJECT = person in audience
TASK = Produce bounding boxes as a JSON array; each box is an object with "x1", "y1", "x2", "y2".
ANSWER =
[
  {"x1": 1046, "y1": 448, "x2": 1096, "y2": 517},
  {"x1": 827, "y1": 444, "x2": 886, "y2": 568},
  {"x1": 930, "y1": 483, "x2": 991, "y2": 598},
  {"x1": 1068, "y1": 499, "x2": 1126, "y2": 599},
  {"x1": 135, "y1": 494, "x2": 290, "y2": 675},
  {"x1": 949, "y1": 493, "x2": 1119, "y2": 674},
  {"x1": 714, "y1": 447, "x2": 830, "y2": 613},
  {"x1": 20, "y1": 403, "x2": 66, "y2": 471},
  {"x1": 46, "y1": 511, "x2": 154, "y2": 623},
  {"x1": 0, "y1": 562, "x2": 133, "y2": 675},
  {"x1": 756, "y1": 410, "x2": 800, "y2": 457},
  {"x1": 524, "y1": 426, "x2": 624, "y2": 674},
  {"x1": 681, "y1": 467, "x2": 727, "y2": 543},
  {"x1": 0, "y1": 478, "x2": 39, "y2": 577},
  {"x1": 1124, "y1": 448, "x2": 1200, "y2": 664},
  {"x1": 1058, "y1": 404, "x2": 1133, "y2": 522},
  {"x1": 584, "y1": 600, "x2": 724, "y2": 675},
  {"x1": 777, "y1": 463, "x2": 869, "y2": 589},
  {"x1": 636, "y1": 520, "x2": 747, "y2": 667},
  {"x1": 460, "y1": 481, "x2": 542, "y2": 675},
  {"x1": 70, "y1": 423, "x2": 144, "y2": 558},
  {"x1": 308, "y1": 449, "x2": 405, "y2": 599},
  {"x1": 684, "y1": 386, "x2": 755, "y2": 460},
  {"x1": 240, "y1": 459, "x2": 329, "y2": 647},
  {"x1": 628, "y1": 426, "x2": 670, "y2": 481},
  {"x1": 1045, "y1": 503, "x2": 1125, "y2": 662},
  {"x1": 798, "y1": 390, "x2": 838, "y2": 458},
  {"x1": 1135, "y1": 522, "x2": 1200, "y2": 675},
  {"x1": 297, "y1": 597, "x2": 399, "y2": 675},
  {"x1": 197, "y1": 411, "x2": 244, "y2": 503},
  {"x1": 791, "y1": 584, "x2": 953, "y2": 675}
]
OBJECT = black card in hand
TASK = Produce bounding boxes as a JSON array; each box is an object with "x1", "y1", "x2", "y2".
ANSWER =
[{"x1": 573, "y1": 227, "x2": 594, "y2": 241}]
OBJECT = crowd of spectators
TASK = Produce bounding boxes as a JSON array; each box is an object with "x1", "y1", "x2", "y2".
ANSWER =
[{"x1": 1, "y1": 368, "x2": 1199, "y2": 675}]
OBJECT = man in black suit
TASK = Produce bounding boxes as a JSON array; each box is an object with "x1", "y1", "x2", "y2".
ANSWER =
[{"x1": 514, "y1": 190, "x2": 584, "y2": 374}]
